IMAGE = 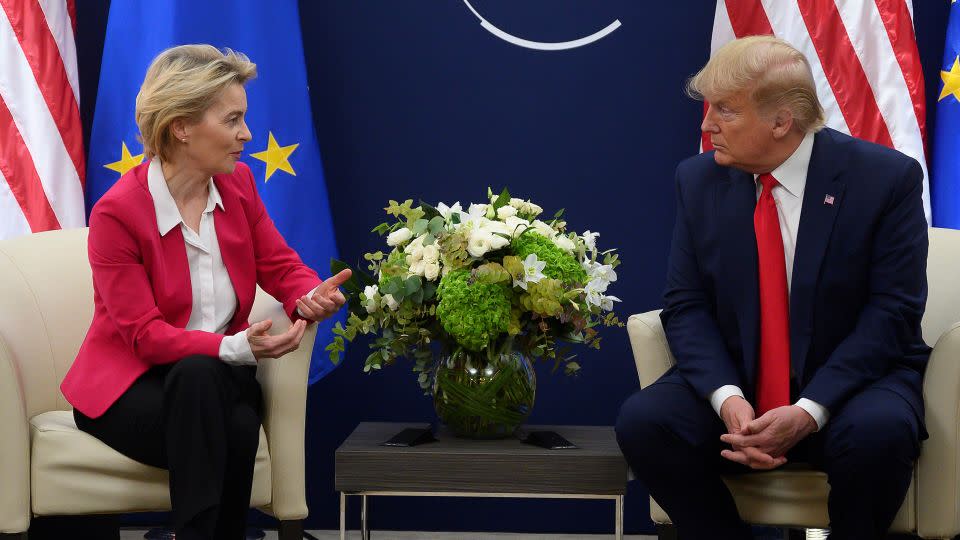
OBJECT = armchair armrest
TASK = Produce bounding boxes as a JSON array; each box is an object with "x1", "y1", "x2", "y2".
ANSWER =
[
  {"x1": 626, "y1": 310, "x2": 675, "y2": 389},
  {"x1": 916, "y1": 321, "x2": 960, "y2": 538},
  {"x1": 251, "y1": 290, "x2": 318, "y2": 521},
  {"x1": 0, "y1": 333, "x2": 31, "y2": 533}
]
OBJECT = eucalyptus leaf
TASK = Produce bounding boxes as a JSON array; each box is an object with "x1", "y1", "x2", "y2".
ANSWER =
[{"x1": 412, "y1": 218, "x2": 429, "y2": 235}]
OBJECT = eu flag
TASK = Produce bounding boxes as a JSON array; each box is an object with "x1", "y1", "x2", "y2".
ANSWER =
[
  {"x1": 932, "y1": 2, "x2": 960, "y2": 229},
  {"x1": 86, "y1": 1, "x2": 343, "y2": 383}
]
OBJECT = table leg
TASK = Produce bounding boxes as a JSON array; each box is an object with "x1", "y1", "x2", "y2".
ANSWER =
[
  {"x1": 615, "y1": 495, "x2": 623, "y2": 540},
  {"x1": 340, "y1": 492, "x2": 346, "y2": 540},
  {"x1": 361, "y1": 494, "x2": 369, "y2": 539}
]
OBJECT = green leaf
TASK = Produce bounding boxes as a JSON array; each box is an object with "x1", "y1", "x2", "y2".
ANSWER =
[
  {"x1": 404, "y1": 275, "x2": 422, "y2": 295},
  {"x1": 329, "y1": 259, "x2": 362, "y2": 294},
  {"x1": 418, "y1": 201, "x2": 442, "y2": 220},
  {"x1": 412, "y1": 218, "x2": 429, "y2": 235},
  {"x1": 474, "y1": 262, "x2": 511, "y2": 284},
  {"x1": 553, "y1": 208, "x2": 565, "y2": 219},
  {"x1": 502, "y1": 255, "x2": 523, "y2": 279},
  {"x1": 371, "y1": 222, "x2": 392, "y2": 235},
  {"x1": 451, "y1": 213, "x2": 461, "y2": 225},
  {"x1": 492, "y1": 187, "x2": 511, "y2": 210},
  {"x1": 422, "y1": 233, "x2": 436, "y2": 246},
  {"x1": 428, "y1": 216, "x2": 445, "y2": 234}
]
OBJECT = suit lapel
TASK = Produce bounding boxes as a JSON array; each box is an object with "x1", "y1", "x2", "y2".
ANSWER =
[
  {"x1": 718, "y1": 168, "x2": 761, "y2": 388},
  {"x1": 790, "y1": 130, "x2": 845, "y2": 382}
]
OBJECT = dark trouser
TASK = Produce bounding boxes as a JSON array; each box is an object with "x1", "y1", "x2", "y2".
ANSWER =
[
  {"x1": 615, "y1": 379, "x2": 921, "y2": 540},
  {"x1": 74, "y1": 355, "x2": 263, "y2": 540}
]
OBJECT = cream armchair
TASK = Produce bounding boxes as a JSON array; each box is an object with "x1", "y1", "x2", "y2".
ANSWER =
[
  {"x1": 0, "y1": 228, "x2": 316, "y2": 540},
  {"x1": 626, "y1": 227, "x2": 960, "y2": 539}
]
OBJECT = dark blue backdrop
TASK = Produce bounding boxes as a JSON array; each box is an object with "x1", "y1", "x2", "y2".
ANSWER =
[{"x1": 73, "y1": 1, "x2": 951, "y2": 534}]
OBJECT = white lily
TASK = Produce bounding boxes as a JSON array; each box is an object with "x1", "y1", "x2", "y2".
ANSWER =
[
  {"x1": 584, "y1": 280, "x2": 606, "y2": 308},
  {"x1": 600, "y1": 295, "x2": 621, "y2": 312},
  {"x1": 436, "y1": 201, "x2": 463, "y2": 222},
  {"x1": 515, "y1": 253, "x2": 546, "y2": 290},
  {"x1": 582, "y1": 230, "x2": 599, "y2": 253}
]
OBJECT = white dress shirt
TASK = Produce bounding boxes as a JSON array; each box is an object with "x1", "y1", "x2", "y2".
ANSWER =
[
  {"x1": 708, "y1": 132, "x2": 830, "y2": 430},
  {"x1": 148, "y1": 159, "x2": 256, "y2": 366}
]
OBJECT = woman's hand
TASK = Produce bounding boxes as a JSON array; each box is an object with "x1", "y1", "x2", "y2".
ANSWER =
[
  {"x1": 246, "y1": 319, "x2": 307, "y2": 359},
  {"x1": 296, "y1": 269, "x2": 352, "y2": 322}
]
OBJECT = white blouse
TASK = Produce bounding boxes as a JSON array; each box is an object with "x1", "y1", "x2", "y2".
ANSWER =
[{"x1": 147, "y1": 159, "x2": 255, "y2": 366}]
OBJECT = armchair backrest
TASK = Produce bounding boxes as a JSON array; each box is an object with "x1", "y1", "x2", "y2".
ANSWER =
[
  {"x1": 0, "y1": 228, "x2": 93, "y2": 418},
  {"x1": 922, "y1": 227, "x2": 960, "y2": 346}
]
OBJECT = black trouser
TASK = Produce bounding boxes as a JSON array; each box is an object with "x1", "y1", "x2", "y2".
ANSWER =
[
  {"x1": 74, "y1": 355, "x2": 263, "y2": 540},
  {"x1": 616, "y1": 378, "x2": 921, "y2": 540}
]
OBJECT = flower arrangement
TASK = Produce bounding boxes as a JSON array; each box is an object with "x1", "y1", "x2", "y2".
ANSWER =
[{"x1": 327, "y1": 188, "x2": 623, "y2": 392}]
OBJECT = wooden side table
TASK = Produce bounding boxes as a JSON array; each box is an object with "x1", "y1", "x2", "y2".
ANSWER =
[{"x1": 335, "y1": 422, "x2": 628, "y2": 539}]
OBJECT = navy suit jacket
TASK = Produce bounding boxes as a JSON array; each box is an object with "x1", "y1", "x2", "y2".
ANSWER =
[{"x1": 659, "y1": 128, "x2": 930, "y2": 427}]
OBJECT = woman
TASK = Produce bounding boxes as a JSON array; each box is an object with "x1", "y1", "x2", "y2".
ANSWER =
[{"x1": 60, "y1": 44, "x2": 348, "y2": 540}]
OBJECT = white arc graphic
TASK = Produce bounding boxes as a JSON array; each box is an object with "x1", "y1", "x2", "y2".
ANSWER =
[{"x1": 463, "y1": 0, "x2": 621, "y2": 51}]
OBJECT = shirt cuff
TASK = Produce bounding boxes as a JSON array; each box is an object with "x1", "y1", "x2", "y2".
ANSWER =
[
  {"x1": 295, "y1": 285, "x2": 322, "y2": 318},
  {"x1": 709, "y1": 385, "x2": 745, "y2": 417},
  {"x1": 795, "y1": 398, "x2": 829, "y2": 431},
  {"x1": 219, "y1": 331, "x2": 257, "y2": 366}
]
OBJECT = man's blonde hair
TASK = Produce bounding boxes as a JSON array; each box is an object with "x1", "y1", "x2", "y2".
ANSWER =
[
  {"x1": 135, "y1": 44, "x2": 257, "y2": 162},
  {"x1": 687, "y1": 35, "x2": 825, "y2": 133}
]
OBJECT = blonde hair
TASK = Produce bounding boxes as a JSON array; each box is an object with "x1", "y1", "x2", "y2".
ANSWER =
[
  {"x1": 686, "y1": 35, "x2": 825, "y2": 133},
  {"x1": 135, "y1": 44, "x2": 257, "y2": 162}
]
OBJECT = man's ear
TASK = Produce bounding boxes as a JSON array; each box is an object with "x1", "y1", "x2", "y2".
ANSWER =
[{"x1": 771, "y1": 108, "x2": 795, "y2": 139}]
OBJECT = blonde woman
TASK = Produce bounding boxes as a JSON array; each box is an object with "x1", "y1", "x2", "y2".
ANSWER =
[{"x1": 61, "y1": 45, "x2": 349, "y2": 539}]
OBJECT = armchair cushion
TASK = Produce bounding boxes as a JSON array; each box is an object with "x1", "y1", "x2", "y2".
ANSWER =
[{"x1": 29, "y1": 411, "x2": 272, "y2": 515}]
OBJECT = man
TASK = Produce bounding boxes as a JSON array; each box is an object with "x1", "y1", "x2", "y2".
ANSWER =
[{"x1": 616, "y1": 36, "x2": 929, "y2": 539}]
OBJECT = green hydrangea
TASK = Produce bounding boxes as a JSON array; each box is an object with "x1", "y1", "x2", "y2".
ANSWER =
[
  {"x1": 512, "y1": 233, "x2": 587, "y2": 284},
  {"x1": 436, "y1": 269, "x2": 512, "y2": 351}
]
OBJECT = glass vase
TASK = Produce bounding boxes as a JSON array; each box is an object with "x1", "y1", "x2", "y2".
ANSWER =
[{"x1": 432, "y1": 346, "x2": 536, "y2": 439}]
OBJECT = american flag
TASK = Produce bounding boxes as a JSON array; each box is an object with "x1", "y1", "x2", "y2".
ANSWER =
[
  {"x1": 0, "y1": 0, "x2": 85, "y2": 240},
  {"x1": 705, "y1": 0, "x2": 929, "y2": 222}
]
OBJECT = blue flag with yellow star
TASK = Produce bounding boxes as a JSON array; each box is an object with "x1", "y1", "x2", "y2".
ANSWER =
[
  {"x1": 86, "y1": 0, "x2": 343, "y2": 384},
  {"x1": 933, "y1": 1, "x2": 960, "y2": 228}
]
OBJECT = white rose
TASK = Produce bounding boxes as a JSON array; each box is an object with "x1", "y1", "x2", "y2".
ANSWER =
[
  {"x1": 467, "y1": 233, "x2": 493, "y2": 258},
  {"x1": 526, "y1": 202, "x2": 543, "y2": 216},
  {"x1": 381, "y1": 293, "x2": 399, "y2": 311},
  {"x1": 531, "y1": 220, "x2": 557, "y2": 238},
  {"x1": 363, "y1": 285, "x2": 379, "y2": 299},
  {"x1": 409, "y1": 260, "x2": 426, "y2": 276},
  {"x1": 424, "y1": 262, "x2": 440, "y2": 281},
  {"x1": 386, "y1": 228, "x2": 413, "y2": 246},
  {"x1": 553, "y1": 234, "x2": 576, "y2": 253},
  {"x1": 496, "y1": 206, "x2": 517, "y2": 219},
  {"x1": 489, "y1": 234, "x2": 510, "y2": 250},
  {"x1": 421, "y1": 244, "x2": 440, "y2": 264},
  {"x1": 403, "y1": 235, "x2": 425, "y2": 254},
  {"x1": 504, "y1": 216, "x2": 531, "y2": 237}
]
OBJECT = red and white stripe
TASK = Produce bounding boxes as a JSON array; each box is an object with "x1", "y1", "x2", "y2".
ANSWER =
[
  {"x1": 0, "y1": 0, "x2": 85, "y2": 240},
  {"x1": 706, "y1": 0, "x2": 930, "y2": 222}
]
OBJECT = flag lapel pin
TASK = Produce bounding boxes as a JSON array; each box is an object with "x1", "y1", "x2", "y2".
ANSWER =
[{"x1": 824, "y1": 194, "x2": 835, "y2": 205}]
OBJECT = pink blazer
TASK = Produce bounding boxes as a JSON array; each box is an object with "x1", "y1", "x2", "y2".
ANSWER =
[{"x1": 61, "y1": 161, "x2": 322, "y2": 418}]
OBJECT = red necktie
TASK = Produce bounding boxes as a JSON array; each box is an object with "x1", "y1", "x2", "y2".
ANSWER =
[{"x1": 754, "y1": 173, "x2": 790, "y2": 415}]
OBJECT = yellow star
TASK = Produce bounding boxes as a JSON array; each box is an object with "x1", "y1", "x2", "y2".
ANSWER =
[
  {"x1": 249, "y1": 131, "x2": 299, "y2": 181},
  {"x1": 940, "y1": 56, "x2": 960, "y2": 102},
  {"x1": 103, "y1": 141, "x2": 144, "y2": 176}
]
